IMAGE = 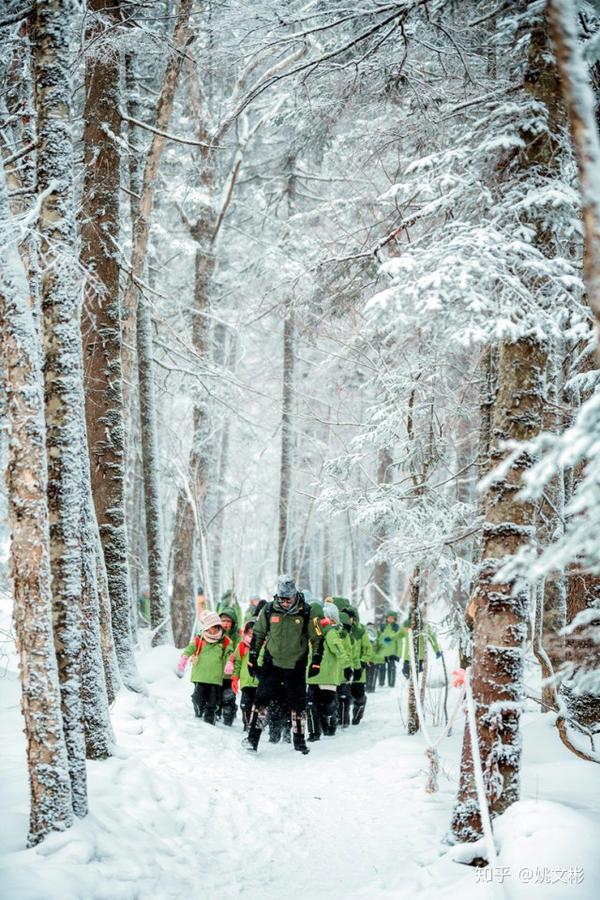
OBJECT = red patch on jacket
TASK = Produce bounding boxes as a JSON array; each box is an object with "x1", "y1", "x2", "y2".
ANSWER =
[
  {"x1": 223, "y1": 636, "x2": 231, "y2": 649},
  {"x1": 271, "y1": 615, "x2": 280, "y2": 623},
  {"x1": 239, "y1": 643, "x2": 247, "y2": 658}
]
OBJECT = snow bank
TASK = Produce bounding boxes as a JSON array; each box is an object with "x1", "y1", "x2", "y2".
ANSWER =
[{"x1": 1, "y1": 603, "x2": 599, "y2": 900}]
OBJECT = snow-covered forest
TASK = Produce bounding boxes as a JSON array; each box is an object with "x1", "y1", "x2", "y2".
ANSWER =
[{"x1": 1, "y1": 0, "x2": 600, "y2": 897}]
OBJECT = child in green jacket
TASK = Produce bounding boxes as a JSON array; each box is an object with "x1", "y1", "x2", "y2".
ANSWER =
[
  {"x1": 366, "y1": 622, "x2": 385, "y2": 693},
  {"x1": 306, "y1": 602, "x2": 347, "y2": 741},
  {"x1": 232, "y1": 619, "x2": 259, "y2": 730},
  {"x1": 177, "y1": 610, "x2": 232, "y2": 724},
  {"x1": 337, "y1": 611, "x2": 355, "y2": 728},
  {"x1": 379, "y1": 610, "x2": 403, "y2": 688},
  {"x1": 345, "y1": 604, "x2": 372, "y2": 725}
]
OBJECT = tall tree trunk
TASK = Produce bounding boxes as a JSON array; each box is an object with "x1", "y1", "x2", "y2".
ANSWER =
[
  {"x1": 372, "y1": 446, "x2": 392, "y2": 620},
  {"x1": 31, "y1": 0, "x2": 88, "y2": 818},
  {"x1": 170, "y1": 56, "x2": 215, "y2": 624},
  {"x1": 137, "y1": 297, "x2": 172, "y2": 645},
  {"x1": 79, "y1": 432, "x2": 115, "y2": 758},
  {"x1": 0, "y1": 160, "x2": 73, "y2": 847},
  {"x1": 121, "y1": 0, "x2": 193, "y2": 400},
  {"x1": 81, "y1": 0, "x2": 141, "y2": 691},
  {"x1": 278, "y1": 312, "x2": 295, "y2": 572},
  {"x1": 450, "y1": 17, "x2": 562, "y2": 843},
  {"x1": 406, "y1": 568, "x2": 421, "y2": 735},
  {"x1": 450, "y1": 338, "x2": 548, "y2": 840},
  {"x1": 171, "y1": 488, "x2": 196, "y2": 646}
]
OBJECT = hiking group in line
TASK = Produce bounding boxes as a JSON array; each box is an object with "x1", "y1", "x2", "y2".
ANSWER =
[{"x1": 176, "y1": 575, "x2": 441, "y2": 755}]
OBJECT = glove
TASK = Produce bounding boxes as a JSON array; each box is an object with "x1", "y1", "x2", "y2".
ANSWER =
[
  {"x1": 343, "y1": 667, "x2": 353, "y2": 682},
  {"x1": 308, "y1": 661, "x2": 321, "y2": 678},
  {"x1": 436, "y1": 650, "x2": 442, "y2": 659},
  {"x1": 247, "y1": 654, "x2": 258, "y2": 676},
  {"x1": 402, "y1": 660, "x2": 410, "y2": 679},
  {"x1": 388, "y1": 654, "x2": 399, "y2": 662},
  {"x1": 353, "y1": 668, "x2": 362, "y2": 681},
  {"x1": 231, "y1": 676, "x2": 240, "y2": 694},
  {"x1": 176, "y1": 656, "x2": 188, "y2": 678}
]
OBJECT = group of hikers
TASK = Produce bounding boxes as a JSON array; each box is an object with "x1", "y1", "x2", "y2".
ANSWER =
[{"x1": 176, "y1": 575, "x2": 442, "y2": 755}]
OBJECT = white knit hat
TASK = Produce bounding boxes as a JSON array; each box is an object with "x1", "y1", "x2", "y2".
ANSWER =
[
  {"x1": 198, "y1": 610, "x2": 222, "y2": 632},
  {"x1": 323, "y1": 602, "x2": 340, "y2": 625}
]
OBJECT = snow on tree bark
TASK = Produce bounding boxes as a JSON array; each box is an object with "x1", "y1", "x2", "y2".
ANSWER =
[
  {"x1": 81, "y1": 0, "x2": 142, "y2": 691},
  {"x1": 278, "y1": 311, "x2": 295, "y2": 573},
  {"x1": 372, "y1": 446, "x2": 392, "y2": 621},
  {"x1": 78, "y1": 426, "x2": 115, "y2": 758},
  {"x1": 450, "y1": 338, "x2": 548, "y2": 841},
  {"x1": 450, "y1": 17, "x2": 564, "y2": 843},
  {"x1": 136, "y1": 295, "x2": 172, "y2": 646},
  {"x1": 31, "y1": 0, "x2": 88, "y2": 819},
  {"x1": 0, "y1": 159, "x2": 73, "y2": 848},
  {"x1": 121, "y1": 0, "x2": 193, "y2": 401}
]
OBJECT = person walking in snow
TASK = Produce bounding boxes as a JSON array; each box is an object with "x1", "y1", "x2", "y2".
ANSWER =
[
  {"x1": 232, "y1": 618, "x2": 259, "y2": 730},
  {"x1": 344, "y1": 603, "x2": 373, "y2": 725},
  {"x1": 244, "y1": 575, "x2": 322, "y2": 755},
  {"x1": 379, "y1": 610, "x2": 403, "y2": 687},
  {"x1": 336, "y1": 610, "x2": 354, "y2": 728},
  {"x1": 218, "y1": 606, "x2": 240, "y2": 726},
  {"x1": 306, "y1": 601, "x2": 347, "y2": 741},
  {"x1": 365, "y1": 622, "x2": 385, "y2": 693},
  {"x1": 177, "y1": 610, "x2": 233, "y2": 724}
]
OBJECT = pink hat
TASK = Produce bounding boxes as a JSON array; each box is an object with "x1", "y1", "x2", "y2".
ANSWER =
[{"x1": 198, "y1": 610, "x2": 222, "y2": 632}]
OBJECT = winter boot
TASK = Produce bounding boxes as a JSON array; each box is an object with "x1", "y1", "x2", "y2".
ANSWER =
[
  {"x1": 293, "y1": 732, "x2": 310, "y2": 755},
  {"x1": 221, "y1": 687, "x2": 237, "y2": 727},
  {"x1": 203, "y1": 708, "x2": 216, "y2": 725},
  {"x1": 291, "y1": 710, "x2": 310, "y2": 753},
  {"x1": 352, "y1": 696, "x2": 367, "y2": 725},
  {"x1": 307, "y1": 689, "x2": 321, "y2": 742},
  {"x1": 243, "y1": 705, "x2": 267, "y2": 752}
]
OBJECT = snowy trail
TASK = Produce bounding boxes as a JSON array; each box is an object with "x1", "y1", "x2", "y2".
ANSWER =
[{"x1": 2, "y1": 643, "x2": 600, "y2": 900}]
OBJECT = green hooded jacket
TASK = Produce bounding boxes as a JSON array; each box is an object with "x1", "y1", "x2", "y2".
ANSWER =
[
  {"x1": 345, "y1": 605, "x2": 373, "y2": 684},
  {"x1": 307, "y1": 624, "x2": 346, "y2": 685},
  {"x1": 233, "y1": 640, "x2": 259, "y2": 689},
  {"x1": 218, "y1": 605, "x2": 240, "y2": 654},
  {"x1": 181, "y1": 634, "x2": 232, "y2": 685},
  {"x1": 379, "y1": 612, "x2": 403, "y2": 658},
  {"x1": 217, "y1": 591, "x2": 243, "y2": 631}
]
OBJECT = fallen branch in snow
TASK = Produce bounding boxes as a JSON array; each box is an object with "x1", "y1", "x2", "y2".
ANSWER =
[{"x1": 555, "y1": 716, "x2": 600, "y2": 764}]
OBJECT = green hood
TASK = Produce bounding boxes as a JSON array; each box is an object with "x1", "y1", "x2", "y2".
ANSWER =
[
  {"x1": 331, "y1": 596, "x2": 350, "y2": 613},
  {"x1": 344, "y1": 604, "x2": 360, "y2": 624},
  {"x1": 219, "y1": 605, "x2": 238, "y2": 628}
]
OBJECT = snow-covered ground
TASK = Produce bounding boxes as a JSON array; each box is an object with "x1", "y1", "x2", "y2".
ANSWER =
[{"x1": 1, "y1": 603, "x2": 600, "y2": 899}]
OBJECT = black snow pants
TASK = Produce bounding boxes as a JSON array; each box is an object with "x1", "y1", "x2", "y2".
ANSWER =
[
  {"x1": 192, "y1": 682, "x2": 220, "y2": 724},
  {"x1": 350, "y1": 682, "x2": 367, "y2": 725},
  {"x1": 240, "y1": 686, "x2": 256, "y2": 730},
  {"x1": 307, "y1": 684, "x2": 338, "y2": 740}
]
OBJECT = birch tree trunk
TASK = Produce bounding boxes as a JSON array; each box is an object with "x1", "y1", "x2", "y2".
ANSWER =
[
  {"x1": 0, "y1": 161, "x2": 73, "y2": 848},
  {"x1": 31, "y1": 0, "x2": 88, "y2": 819},
  {"x1": 81, "y1": 0, "x2": 140, "y2": 691}
]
